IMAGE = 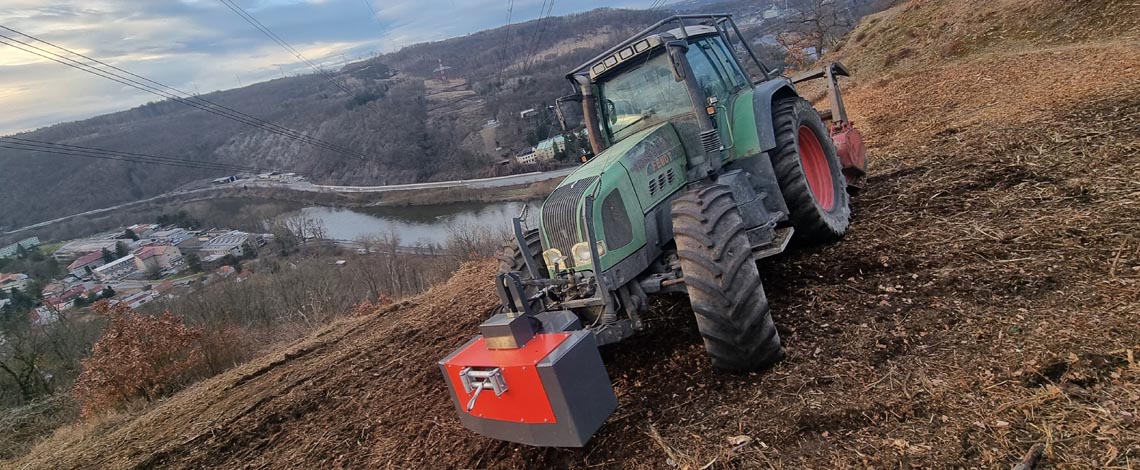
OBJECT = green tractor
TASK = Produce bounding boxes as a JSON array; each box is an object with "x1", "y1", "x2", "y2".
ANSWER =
[{"x1": 441, "y1": 13, "x2": 868, "y2": 447}]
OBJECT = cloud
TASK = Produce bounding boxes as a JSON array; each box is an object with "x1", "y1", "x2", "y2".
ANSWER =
[{"x1": 0, "y1": 0, "x2": 650, "y2": 135}]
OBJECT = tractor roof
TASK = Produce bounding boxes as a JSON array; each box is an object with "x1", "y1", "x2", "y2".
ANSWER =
[{"x1": 568, "y1": 20, "x2": 724, "y2": 82}]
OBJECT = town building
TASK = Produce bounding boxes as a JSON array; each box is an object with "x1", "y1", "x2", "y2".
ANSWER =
[
  {"x1": 120, "y1": 291, "x2": 156, "y2": 309},
  {"x1": 67, "y1": 251, "x2": 108, "y2": 278},
  {"x1": 0, "y1": 237, "x2": 40, "y2": 258},
  {"x1": 127, "y1": 224, "x2": 159, "y2": 238},
  {"x1": 93, "y1": 255, "x2": 138, "y2": 281},
  {"x1": 149, "y1": 228, "x2": 193, "y2": 246},
  {"x1": 515, "y1": 148, "x2": 538, "y2": 165},
  {"x1": 200, "y1": 231, "x2": 254, "y2": 257},
  {"x1": 0, "y1": 273, "x2": 30, "y2": 292},
  {"x1": 533, "y1": 135, "x2": 567, "y2": 162},
  {"x1": 53, "y1": 239, "x2": 121, "y2": 262},
  {"x1": 133, "y1": 245, "x2": 183, "y2": 273}
]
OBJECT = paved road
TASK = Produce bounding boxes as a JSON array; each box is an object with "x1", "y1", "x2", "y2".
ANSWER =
[
  {"x1": 3, "y1": 168, "x2": 576, "y2": 236},
  {"x1": 281, "y1": 167, "x2": 575, "y2": 193}
]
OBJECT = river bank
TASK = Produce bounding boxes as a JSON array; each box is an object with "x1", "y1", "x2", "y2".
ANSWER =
[{"x1": 1, "y1": 176, "x2": 563, "y2": 245}]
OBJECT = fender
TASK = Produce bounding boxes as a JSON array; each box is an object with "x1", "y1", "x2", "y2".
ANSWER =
[{"x1": 751, "y1": 77, "x2": 800, "y2": 152}]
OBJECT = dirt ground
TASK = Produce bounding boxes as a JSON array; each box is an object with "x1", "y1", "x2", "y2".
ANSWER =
[{"x1": 9, "y1": 0, "x2": 1140, "y2": 468}]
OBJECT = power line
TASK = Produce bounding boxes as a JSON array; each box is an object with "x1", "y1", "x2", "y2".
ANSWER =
[
  {"x1": 0, "y1": 28, "x2": 362, "y2": 157},
  {"x1": 359, "y1": 0, "x2": 378, "y2": 20},
  {"x1": 0, "y1": 137, "x2": 274, "y2": 173},
  {"x1": 217, "y1": 0, "x2": 355, "y2": 96},
  {"x1": 522, "y1": 0, "x2": 556, "y2": 72},
  {"x1": 496, "y1": 0, "x2": 517, "y2": 86},
  {"x1": 0, "y1": 27, "x2": 367, "y2": 159},
  {"x1": 0, "y1": 140, "x2": 276, "y2": 174}
]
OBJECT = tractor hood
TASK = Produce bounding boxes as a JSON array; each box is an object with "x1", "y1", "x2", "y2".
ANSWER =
[{"x1": 539, "y1": 123, "x2": 687, "y2": 274}]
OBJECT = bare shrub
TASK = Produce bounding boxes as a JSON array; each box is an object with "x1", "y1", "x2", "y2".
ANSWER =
[
  {"x1": 444, "y1": 221, "x2": 510, "y2": 261},
  {"x1": 73, "y1": 302, "x2": 203, "y2": 418}
]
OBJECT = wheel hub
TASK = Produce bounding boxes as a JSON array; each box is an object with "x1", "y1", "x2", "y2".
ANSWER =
[{"x1": 797, "y1": 125, "x2": 836, "y2": 211}]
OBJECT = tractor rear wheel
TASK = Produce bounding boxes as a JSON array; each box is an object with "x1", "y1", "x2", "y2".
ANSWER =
[
  {"x1": 672, "y1": 184, "x2": 784, "y2": 371},
  {"x1": 771, "y1": 97, "x2": 851, "y2": 243},
  {"x1": 496, "y1": 228, "x2": 546, "y2": 277}
]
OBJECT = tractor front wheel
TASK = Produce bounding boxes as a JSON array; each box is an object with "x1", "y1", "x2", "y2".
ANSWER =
[
  {"x1": 496, "y1": 228, "x2": 546, "y2": 277},
  {"x1": 672, "y1": 184, "x2": 784, "y2": 371},
  {"x1": 771, "y1": 97, "x2": 851, "y2": 243}
]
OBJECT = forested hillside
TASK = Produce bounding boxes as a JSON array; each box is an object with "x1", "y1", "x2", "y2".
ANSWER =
[{"x1": 0, "y1": 9, "x2": 672, "y2": 229}]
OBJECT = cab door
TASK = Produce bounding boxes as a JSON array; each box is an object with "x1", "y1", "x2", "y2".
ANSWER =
[{"x1": 685, "y1": 36, "x2": 754, "y2": 162}]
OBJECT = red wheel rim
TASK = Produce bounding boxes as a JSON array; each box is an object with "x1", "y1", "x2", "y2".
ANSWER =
[{"x1": 797, "y1": 125, "x2": 835, "y2": 211}]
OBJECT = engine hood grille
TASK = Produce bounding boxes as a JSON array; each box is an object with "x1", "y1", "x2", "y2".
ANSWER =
[{"x1": 541, "y1": 175, "x2": 598, "y2": 258}]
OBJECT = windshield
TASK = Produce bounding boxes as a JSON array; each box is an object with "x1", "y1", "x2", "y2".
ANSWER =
[{"x1": 597, "y1": 53, "x2": 692, "y2": 142}]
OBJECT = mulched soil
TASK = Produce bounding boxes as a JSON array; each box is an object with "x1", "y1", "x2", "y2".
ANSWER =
[{"x1": 10, "y1": 0, "x2": 1140, "y2": 468}]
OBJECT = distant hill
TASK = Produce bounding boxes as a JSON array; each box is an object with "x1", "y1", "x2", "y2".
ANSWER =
[{"x1": 0, "y1": 8, "x2": 673, "y2": 229}]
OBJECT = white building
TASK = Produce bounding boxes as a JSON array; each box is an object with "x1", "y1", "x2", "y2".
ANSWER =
[
  {"x1": 93, "y1": 255, "x2": 138, "y2": 281},
  {"x1": 200, "y1": 231, "x2": 254, "y2": 257}
]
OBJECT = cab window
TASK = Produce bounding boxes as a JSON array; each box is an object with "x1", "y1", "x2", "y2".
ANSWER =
[
  {"x1": 685, "y1": 41, "x2": 730, "y2": 104},
  {"x1": 703, "y1": 36, "x2": 748, "y2": 89}
]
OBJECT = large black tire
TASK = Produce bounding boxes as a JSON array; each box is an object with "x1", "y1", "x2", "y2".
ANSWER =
[
  {"x1": 771, "y1": 96, "x2": 851, "y2": 243},
  {"x1": 496, "y1": 229, "x2": 546, "y2": 277},
  {"x1": 672, "y1": 184, "x2": 784, "y2": 371}
]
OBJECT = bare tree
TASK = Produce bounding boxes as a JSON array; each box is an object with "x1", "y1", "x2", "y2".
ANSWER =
[{"x1": 784, "y1": 0, "x2": 855, "y2": 58}]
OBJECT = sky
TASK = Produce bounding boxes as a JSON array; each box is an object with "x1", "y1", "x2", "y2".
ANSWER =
[{"x1": 0, "y1": 0, "x2": 663, "y2": 136}]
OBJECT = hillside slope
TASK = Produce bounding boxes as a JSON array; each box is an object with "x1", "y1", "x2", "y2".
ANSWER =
[{"x1": 10, "y1": 0, "x2": 1140, "y2": 467}]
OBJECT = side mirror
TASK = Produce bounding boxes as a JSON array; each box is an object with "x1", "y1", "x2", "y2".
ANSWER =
[
  {"x1": 665, "y1": 40, "x2": 689, "y2": 82},
  {"x1": 604, "y1": 99, "x2": 617, "y2": 124},
  {"x1": 557, "y1": 93, "x2": 582, "y2": 103},
  {"x1": 554, "y1": 93, "x2": 583, "y2": 132}
]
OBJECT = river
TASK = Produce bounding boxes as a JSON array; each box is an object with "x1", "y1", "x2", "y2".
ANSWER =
[{"x1": 288, "y1": 200, "x2": 542, "y2": 246}]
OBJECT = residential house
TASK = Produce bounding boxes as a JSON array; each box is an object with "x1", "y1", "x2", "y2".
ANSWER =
[
  {"x1": 0, "y1": 273, "x2": 30, "y2": 292},
  {"x1": 0, "y1": 237, "x2": 40, "y2": 258},
  {"x1": 67, "y1": 251, "x2": 107, "y2": 278},
  {"x1": 133, "y1": 245, "x2": 183, "y2": 273},
  {"x1": 93, "y1": 255, "x2": 138, "y2": 281},
  {"x1": 200, "y1": 231, "x2": 254, "y2": 258}
]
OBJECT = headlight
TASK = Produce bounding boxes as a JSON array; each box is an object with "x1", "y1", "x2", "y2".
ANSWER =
[
  {"x1": 543, "y1": 248, "x2": 569, "y2": 271},
  {"x1": 571, "y1": 241, "x2": 606, "y2": 265}
]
